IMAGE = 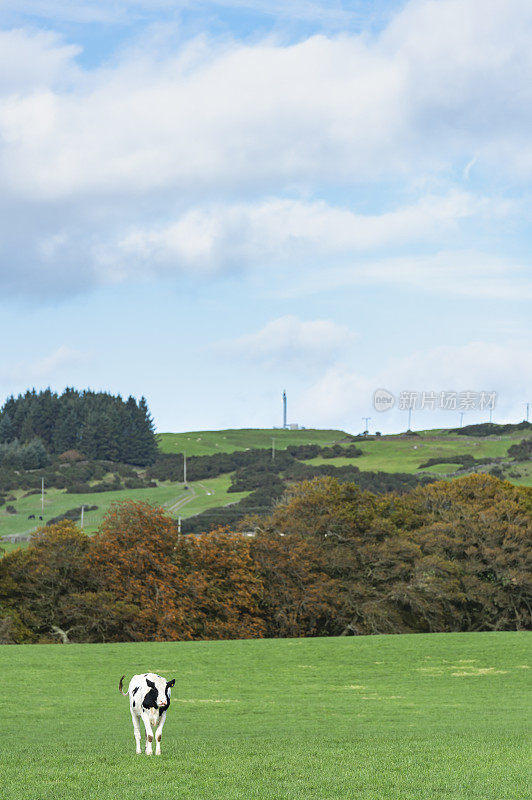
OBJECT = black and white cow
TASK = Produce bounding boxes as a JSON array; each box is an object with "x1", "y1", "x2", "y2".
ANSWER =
[{"x1": 119, "y1": 673, "x2": 175, "y2": 755}]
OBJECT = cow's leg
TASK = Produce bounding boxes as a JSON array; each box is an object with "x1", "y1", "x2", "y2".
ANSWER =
[
  {"x1": 141, "y1": 712, "x2": 154, "y2": 755},
  {"x1": 154, "y1": 711, "x2": 166, "y2": 755},
  {"x1": 131, "y1": 710, "x2": 142, "y2": 754}
]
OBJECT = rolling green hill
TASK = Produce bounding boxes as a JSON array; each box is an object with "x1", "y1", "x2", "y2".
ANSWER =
[
  {"x1": 307, "y1": 429, "x2": 530, "y2": 473},
  {"x1": 157, "y1": 425, "x2": 532, "y2": 477},
  {"x1": 2, "y1": 424, "x2": 531, "y2": 547},
  {"x1": 0, "y1": 632, "x2": 528, "y2": 800},
  {"x1": 157, "y1": 427, "x2": 350, "y2": 456}
]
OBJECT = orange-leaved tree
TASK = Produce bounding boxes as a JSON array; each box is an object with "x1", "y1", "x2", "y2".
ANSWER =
[
  {"x1": 173, "y1": 528, "x2": 265, "y2": 640},
  {"x1": 87, "y1": 501, "x2": 190, "y2": 640},
  {"x1": 88, "y1": 502, "x2": 265, "y2": 641}
]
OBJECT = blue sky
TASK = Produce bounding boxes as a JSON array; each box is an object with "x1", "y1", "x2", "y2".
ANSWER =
[{"x1": 0, "y1": 0, "x2": 530, "y2": 434}]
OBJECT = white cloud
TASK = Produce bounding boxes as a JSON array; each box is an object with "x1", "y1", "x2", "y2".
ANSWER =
[
  {"x1": 0, "y1": 33, "x2": 406, "y2": 200},
  {"x1": 108, "y1": 191, "x2": 500, "y2": 276},
  {"x1": 0, "y1": 0, "x2": 530, "y2": 300},
  {"x1": 0, "y1": 29, "x2": 80, "y2": 93},
  {"x1": 285, "y1": 250, "x2": 532, "y2": 301},
  {"x1": 1, "y1": 0, "x2": 531, "y2": 202},
  {"x1": 216, "y1": 315, "x2": 357, "y2": 368},
  {"x1": 298, "y1": 341, "x2": 532, "y2": 432}
]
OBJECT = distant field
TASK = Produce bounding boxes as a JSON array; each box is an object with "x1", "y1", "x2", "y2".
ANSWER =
[
  {"x1": 0, "y1": 474, "x2": 250, "y2": 543},
  {"x1": 157, "y1": 428, "x2": 349, "y2": 456},
  {"x1": 0, "y1": 631, "x2": 528, "y2": 800},
  {"x1": 306, "y1": 429, "x2": 532, "y2": 479}
]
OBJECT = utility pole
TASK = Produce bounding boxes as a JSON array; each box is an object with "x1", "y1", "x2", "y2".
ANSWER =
[
  {"x1": 178, "y1": 517, "x2": 181, "y2": 534},
  {"x1": 526, "y1": 403, "x2": 531, "y2": 423},
  {"x1": 41, "y1": 477, "x2": 44, "y2": 516},
  {"x1": 459, "y1": 412, "x2": 464, "y2": 428},
  {"x1": 362, "y1": 416, "x2": 371, "y2": 433},
  {"x1": 183, "y1": 451, "x2": 187, "y2": 485},
  {"x1": 80, "y1": 505, "x2": 84, "y2": 529},
  {"x1": 271, "y1": 438, "x2": 275, "y2": 461},
  {"x1": 408, "y1": 408, "x2": 412, "y2": 431}
]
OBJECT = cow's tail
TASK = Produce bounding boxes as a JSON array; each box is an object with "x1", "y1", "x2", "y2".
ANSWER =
[{"x1": 118, "y1": 675, "x2": 129, "y2": 696}]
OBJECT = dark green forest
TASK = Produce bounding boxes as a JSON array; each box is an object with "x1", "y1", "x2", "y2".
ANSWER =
[{"x1": 0, "y1": 388, "x2": 157, "y2": 466}]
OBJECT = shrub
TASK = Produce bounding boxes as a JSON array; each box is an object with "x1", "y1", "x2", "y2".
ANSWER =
[{"x1": 507, "y1": 438, "x2": 532, "y2": 462}]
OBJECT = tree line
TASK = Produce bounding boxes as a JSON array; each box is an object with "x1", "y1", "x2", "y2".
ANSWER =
[
  {"x1": 452, "y1": 421, "x2": 532, "y2": 437},
  {"x1": 0, "y1": 388, "x2": 157, "y2": 466},
  {"x1": 1, "y1": 474, "x2": 529, "y2": 644}
]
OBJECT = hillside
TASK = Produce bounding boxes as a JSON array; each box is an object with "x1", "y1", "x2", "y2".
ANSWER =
[
  {"x1": 0, "y1": 632, "x2": 528, "y2": 800},
  {"x1": 157, "y1": 427, "x2": 350, "y2": 456},
  {"x1": 307, "y1": 427, "x2": 532, "y2": 476},
  {"x1": 1, "y1": 422, "x2": 531, "y2": 545},
  {"x1": 157, "y1": 424, "x2": 532, "y2": 477}
]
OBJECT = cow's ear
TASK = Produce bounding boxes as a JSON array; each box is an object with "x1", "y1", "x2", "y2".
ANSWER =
[{"x1": 167, "y1": 679, "x2": 175, "y2": 688}]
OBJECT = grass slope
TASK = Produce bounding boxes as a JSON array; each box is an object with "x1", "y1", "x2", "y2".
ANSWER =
[
  {"x1": 158, "y1": 427, "x2": 532, "y2": 482},
  {"x1": 0, "y1": 474, "x2": 250, "y2": 542},
  {"x1": 157, "y1": 428, "x2": 349, "y2": 456},
  {"x1": 0, "y1": 632, "x2": 529, "y2": 800},
  {"x1": 307, "y1": 431, "x2": 522, "y2": 473}
]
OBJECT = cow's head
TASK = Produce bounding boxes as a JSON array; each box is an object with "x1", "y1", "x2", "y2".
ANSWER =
[{"x1": 146, "y1": 677, "x2": 175, "y2": 708}]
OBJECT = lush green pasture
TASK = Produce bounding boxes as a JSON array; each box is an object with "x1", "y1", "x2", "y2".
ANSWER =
[
  {"x1": 0, "y1": 632, "x2": 528, "y2": 800},
  {"x1": 0, "y1": 474, "x2": 250, "y2": 540},
  {"x1": 307, "y1": 430, "x2": 531, "y2": 478},
  {"x1": 157, "y1": 428, "x2": 347, "y2": 456}
]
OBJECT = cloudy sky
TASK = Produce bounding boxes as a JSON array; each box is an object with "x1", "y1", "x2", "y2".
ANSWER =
[{"x1": 0, "y1": 0, "x2": 530, "y2": 434}]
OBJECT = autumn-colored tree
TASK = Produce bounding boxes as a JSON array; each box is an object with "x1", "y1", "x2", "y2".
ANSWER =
[
  {"x1": 407, "y1": 474, "x2": 532, "y2": 631},
  {"x1": 0, "y1": 521, "x2": 92, "y2": 642},
  {"x1": 250, "y1": 530, "x2": 342, "y2": 637},
  {"x1": 247, "y1": 478, "x2": 424, "y2": 634},
  {"x1": 1, "y1": 478, "x2": 529, "y2": 644},
  {"x1": 172, "y1": 529, "x2": 265, "y2": 640},
  {"x1": 88, "y1": 502, "x2": 265, "y2": 641},
  {"x1": 248, "y1": 475, "x2": 532, "y2": 635},
  {"x1": 87, "y1": 501, "x2": 189, "y2": 640}
]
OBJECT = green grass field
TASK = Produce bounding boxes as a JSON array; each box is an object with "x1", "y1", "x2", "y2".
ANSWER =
[
  {"x1": 0, "y1": 632, "x2": 529, "y2": 800},
  {"x1": 306, "y1": 429, "x2": 532, "y2": 476},
  {"x1": 0, "y1": 474, "x2": 250, "y2": 542},
  {"x1": 157, "y1": 428, "x2": 349, "y2": 456}
]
